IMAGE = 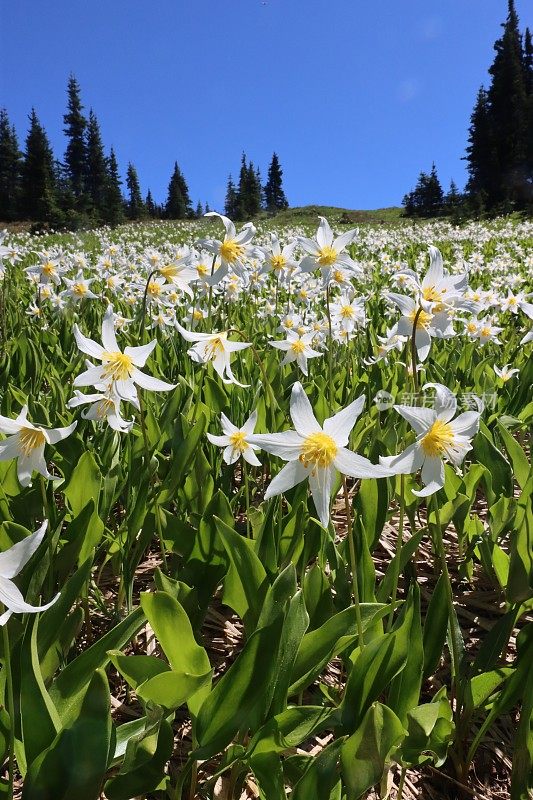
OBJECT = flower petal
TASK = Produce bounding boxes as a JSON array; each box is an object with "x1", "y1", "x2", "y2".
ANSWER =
[
  {"x1": 0, "y1": 521, "x2": 47, "y2": 579},
  {"x1": 334, "y1": 448, "x2": 391, "y2": 479},
  {"x1": 290, "y1": 382, "x2": 320, "y2": 437},
  {"x1": 264, "y1": 459, "x2": 309, "y2": 499},
  {"x1": 323, "y1": 396, "x2": 365, "y2": 446}
]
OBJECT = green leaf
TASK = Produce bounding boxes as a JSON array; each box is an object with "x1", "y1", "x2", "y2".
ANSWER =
[
  {"x1": 269, "y1": 590, "x2": 309, "y2": 715},
  {"x1": 195, "y1": 614, "x2": 284, "y2": 759},
  {"x1": 23, "y1": 670, "x2": 112, "y2": 800},
  {"x1": 354, "y1": 475, "x2": 389, "y2": 550},
  {"x1": 105, "y1": 717, "x2": 173, "y2": 800},
  {"x1": 249, "y1": 752, "x2": 286, "y2": 800},
  {"x1": 472, "y1": 430, "x2": 513, "y2": 502},
  {"x1": 62, "y1": 451, "x2": 102, "y2": 517},
  {"x1": 137, "y1": 670, "x2": 211, "y2": 710},
  {"x1": 289, "y1": 603, "x2": 389, "y2": 696},
  {"x1": 216, "y1": 517, "x2": 269, "y2": 634},
  {"x1": 507, "y1": 494, "x2": 533, "y2": 603},
  {"x1": 511, "y1": 661, "x2": 533, "y2": 800},
  {"x1": 292, "y1": 738, "x2": 344, "y2": 800},
  {"x1": 388, "y1": 585, "x2": 423, "y2": 723},
  {"x1": 496, "y1": 421, "x2": 530, "y2": 490},
  {"x1": 108, "y1": 651, "x2": 170, "y2": 689},
  {"x1": 397, "y1": 694, "x2": 454, "y2": 768},
  {"x1": 423, "y1": 572, "x2": 448, "y2": 679},
  {"x1": 158, "y1": 413, "x2": 207, "y2": 503},
  {"x1": 341, "y1": 702, "x2": 404, "y2": 799},
  {"x1": 249, "y1": 706, "x2": 338, "y2": 757}
]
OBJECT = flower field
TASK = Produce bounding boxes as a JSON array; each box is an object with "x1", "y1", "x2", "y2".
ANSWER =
[{"x1": 0, "y1": 213, "x2": 531, "y2": 799}]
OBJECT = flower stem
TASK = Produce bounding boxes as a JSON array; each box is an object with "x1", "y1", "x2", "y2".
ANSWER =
[
  {"x1": 325, "y1": 285, "x2": 334, "y2": 414},
  {"x1": 387, "y1": 474, "x2": 405, "y2": 632},
  {"x1": 138, "y1": 269, "x2": 157, "y2": 340},
  {"x1": 242, "y1": 459, "x2": 251, "y2": 538},
  {"x1": 1, "y1": 608, "x2": 14, "y2": 800},
  {"x1": 410, "y1": 306, "x2": 423, "y2": 393},
  {"x1": 343, "y1": 478, "x2": 365, "y2": 650}
]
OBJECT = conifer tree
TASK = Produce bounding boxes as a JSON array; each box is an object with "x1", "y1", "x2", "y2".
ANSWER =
[
  {"x1": 236, "y1": 153, "x2": 249, "y2": 220},
  {"x1": 465, "y1": 87, "x2": 496, "y2": 209},
  {"x1": 165, "y1": 162, "x2": 192, "y2": 219},
  {"x1": 125, "y1": 162, "x2": 144, "y2": 220},
  {"x1": 145, "y1": 189, "x2": 157, "y2": 218},
  {"x1": 0, "y1": 109, "x2": 22, "y2": 220},
  {"x1": 103, "y1": 148, "x2": 124, "y2": 226},
  {"x1": 195, "y1": 200, "x2": 203, "y2": 218},
  {"x1": 63, "y1": 75, "x2": 87, "y2": 202},
  {"x1": 85, "y1": 110, "x2": 107, "y2": 219},
  {"x1": 205, "y1": 201, "x2": 210, "y2": 213},
  {"x1": 264, "y1": 152, "x2": 288, "y2": 212},
  {"x1": 224, "y1": 175, "x2": 239, "y2": 218},
  {"x1": 402, "y1": 164, "x2": 444, "y2": 218},
  {"x1": 20, "y1": 110, "x2": 59, "y2": 222}
]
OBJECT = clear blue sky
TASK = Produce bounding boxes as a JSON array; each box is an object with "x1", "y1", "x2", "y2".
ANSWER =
[{"x1": 1, "y1": 0, "x2": 531, "y2": 210}]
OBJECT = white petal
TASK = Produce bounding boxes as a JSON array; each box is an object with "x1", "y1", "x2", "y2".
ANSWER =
[
  {"x1": 316, "y1": 217, "x2": 333, "y2": 248},
  {"x1": 0, "y1": 576, "x2": 59, "y2": 615},
  {"x1": 323, "y1": 396, "x2": 365, "y2": 446},
  {"x1": 290, "y1": 382, "x2": 320, "y2": 437},
  {"x1": 73, "y1": 365, "x2": 107, "y2": 388},
  {"x1": 424, "y1": 383, "x2": 456, "y2": 422},
  {"x1": 334, "y1": 448, "x2": 391, "y2": 479},
  {"x1": 124, "y1": 340, "x2": 157, "y2": 367},
  {"x1": 243, "y1": 448, "x2": 262, "y2": 467},
  {"x1": 249, "y1": 431, "x2": 303, "y2": 460},
  {"x1": 46, "y1": 421, "x2": 77, "y2": 444},
  {"x1": 73, "y1": 324, "x2": 105, "y2": 359},
  {"x1": 379, "y1": 442, "x2": 424, "y2": 474},
  {"x1": 412, "y1": 457, "x2": 445, "y2": 497},
  {"x1": 206, "y1": 433, "x2": 230, "y2": 447},
  {"x1": 0, "y1": 521, "x2": 47, "y2": 579},
  {"x1": 0, "y1": 415, "x2": 22, "y2": 435},
  {"x1": 308, "y1": 465, "x2": 335, "y2": 528},
  {"x1": 242, "y1": 409, "x2": 258, "y2": 434},
  {"x1": 130, "y1": 368, "x2": 175, "y2": 392},
  {"x1": 101, "y1": 306, "x2": 119, "y2": 351},
  {"x1": 264, "y1": 459, "x2": 309, "y2": 499},
  {"x1": 394, "y1": 405, "x2": 436, "y2": 434},
  {"x1": 448, "y1": 411, "x2": 480, "y2": 438}
]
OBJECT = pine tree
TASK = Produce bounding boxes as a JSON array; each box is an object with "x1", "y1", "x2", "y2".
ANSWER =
[
  {"x1": 402, "y1": 164, "x2": 444, "y2": 218},
  {"x1": 195, "y1": 200, "x2": 203, "y2": 218},
  {"x1": 224, "y1": 175, "x2": 239, "y2": 218},
  {"x1": 465, "y1": 87, "x2": 497, "y2": 209},
  {"x1": 236, "y1": 153, "x2": 249, "y2": 220},
  {"x1": 145, "y1": 189, "x2": 157, "y2": 218},
  {"x1": 85, "y1": 110, "x2": 108, "y2": 219},
  {"x1": 165, "y1": 162, "x2": 192, "y2": 219},
  {"x1": 0, "y1": 110, "x2": 22, "y2": 220},
  {"x1": 20, "y1": 110, "x2": 60, "y2": 222},
  {"x1": 486, "y1": 0, "x2": 529, "y2": 208},
  {"x1": 103, "y1": 148, "x2": 124, "y2": 226},
  {"x1": 63, "y1": 75, "x2": 87, "y2": 203},
  {"x1": 125, "y1": 162, "x2": 144, "y2": 220},
  {"x1": 264, "y1": 152, "x2": 288, "y2": 212},
  {"x1": 204, "y1": 201, "x2": 210, "y2": 213}
]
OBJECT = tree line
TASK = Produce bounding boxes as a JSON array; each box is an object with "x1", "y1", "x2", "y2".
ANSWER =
[
  {"x1": 403, "y1": 0, "x2": 533, "y2": 219},
  {"x1": 0, "y1": 76, "x2": 289, "y2": 228}
]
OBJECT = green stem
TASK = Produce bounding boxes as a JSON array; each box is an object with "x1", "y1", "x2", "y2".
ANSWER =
[
  {"x1": 137, "y1": 390, "x2": 151, "y2": 470},
  {"x1": 397, "y1": 766, "x2": 407, "y2": 800},
  {"x1": 243, "y1": 459, "x2": 251, "y2": 538},
  {"x1": 325, "y1": 285, "x2": 334, "y2": 414},
  {"x1": 154, "y1": 502, "x2": 169, "y2": 572},
  {"x1": 138, "y1": 269, "x2": 157, "y2": 340},
  {"x1": 1, "y1": 608, "x2": 14, "y2": 800},
  {"x1": 387, "y1": 474, "x2": 405, "y2": 632},
  {"x1": 343, "y1": 478, "x2": 364, "y2": 650},
  {"x1": 410, "y1": 306, "x2": 423, "y2": 393}
]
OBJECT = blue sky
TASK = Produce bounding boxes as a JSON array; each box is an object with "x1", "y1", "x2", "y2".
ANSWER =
[{"x1": 1, "y1": 0, "x2": 531, "y2": 210}]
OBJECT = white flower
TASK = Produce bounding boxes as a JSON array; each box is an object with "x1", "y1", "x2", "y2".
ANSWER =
[
  {"x1": 198, "y1": 213, "x2": 256, "y2": 284},
  {"x1": 61, "y1": 269, "x2": 98, "y2": 301},
  {"x1": 0, "y1": 522, "x2": 59, "y2": 625},
  {"x1": 298, "y1": 217, "x2": 361, "y2": 281},
  {"x1": 0, "y1": 407, "x2": 77, "y2": 487},
  {"x1": 176, "y1": 323, "x2": 251, "y2": 387},
  {"x1": 67, "y1": 389, "x2": 134, "y2": 433},
  {"x1": 250, "y1": 382, "x2": 390, "y2": 527},
  {"x1": 73, "y1": 305, "x2": 175, "y2": 405},
  {"x1": 207, "y1": 410, "x2": 261, "y2": 466},
  {"x1": 380, "y1": 383, "x2": 480, "y2": 497},
  {"x1": 270, "y1": 331, "x2": 322, "y2": 376},
  {"x1": 494, "y1": 364, "x2": 519, "y2": 382}
]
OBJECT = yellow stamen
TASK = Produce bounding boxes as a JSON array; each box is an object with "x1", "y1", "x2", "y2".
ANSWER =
[
  {"x1": 340, "y1": 305, "x2": 354, "y2": 318},
  {"x1": 408, "y1": 308, "x2": 433, "y2": 329},
  {"x1": 270, "y1": 254, "x2": 287, "y2": 271},
  {"x1": 291, "y1": 339, "x2": 306, "y2": 354},
  {"x1": 147, "y1": 281, "x2": 162, "y2": 296},
  {"x1": 159, "y1": 264, "x2": 178, "y2": 279},
  {"x1": 206, "y1": 337, "x2": 225, "y2": 359},
  {"x1": 299, "y1": 431, "x2": 338, "y2": 469},
  {"x1": 96, "y1": 398, "x2": 114, "y2": 419},
  {"x1": 420, "y1": 419, "x2": 454, "y2": 457},
  {"x1": 42, "y1": 262, "x2": 55, "y2": 276},
  {"x1": 317, "y1": 246, "x2": 338, "y2": 266},
  {"x1": 220, "y1": 239, "x2": 244, "y2": 264},
  {"x1": 18, "y1": 427, "x2": 46, "y2": 456},
  {"x1": 102, "y1": 351, "x2": 133, "y2": 381},
  {"x1": 422, "y1": 286, "x2": 443, "y2": 303},
  {"x1": 229, "y1": 431, "x2": 248, "y2": 454},
  {"x1": 73, "y1": 282, "x2": 87, "y2": 296}
]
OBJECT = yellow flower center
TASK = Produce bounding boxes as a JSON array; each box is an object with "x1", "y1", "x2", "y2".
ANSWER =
[
  {"x1": 480, "y1": 326, "x2": 491, "y2": 338},
  {"x1": 193, "y1": 309, "x2": 203, "y2": 320},
  {"x1": 299, "y1": 431, "x2": 338, "y2": 469},
  {"x1": 220, "y1": 239, "x2": 244, "y2": 264},
  {"x1": 102, "y1": 351, "x2": 134, "y2": 381},
  {"x1": 147, "y1": 280, "x2": 162, "y2": 296},
  {"x1": 159, "y1": 264, "x2": 178, "y2": 279},
  {"x1": 467, "y1": 322, "x2": 478, "y2": 333},
  {"x1": 271, "y1": 254, "x2": 287, "y2": 271},
  {"x1": 284, "y1": 319, "x2": 294, "y2": 328},
  {"x1": 96, "y1": 398, "x2": 114, "y2": 419},
  {"x1": 197, "y1": 263, "x2": 208, "y2": 276},
  {"x1": 317, "y1": 246, "x2": 338, "y2": 266},
  {"x1": 291, "y1": 339, "x2": 306, "y2": 354},
  {"x1": 340, "y1": 305, "x2": 354, "y2": 318},
  {"x1": 408, "y1": 308, "x2": 433, "y2": 328},
  {"x1": 18, "y1": 427, "x2": 46, "y2": 456},
  {"x1": 206, "y1": 337, "x2": 225, "y2": 359},
  {"x1": 229, "y1": 431, "x2": 248, "y2": 454},
  {"x1": 422, "y1": 286, "x2": 443, "y2": 303},
  {"x1": 42, "y1": 262, "x2": 55, "y2": 275},
  {"x1": 508, "y1": 297, "x2": 517, "y2": 306},
  {"x1": 73, "y1": 282, "x2": 87, "y2": 296},
  {"x1": 420, "y1": 419, "x2": 455, "y2": 457}
]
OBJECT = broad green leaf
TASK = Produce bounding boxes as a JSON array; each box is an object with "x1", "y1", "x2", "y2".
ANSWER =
[
  {"x1": 108, "y1": 651, "x2": 170, "y2": 689},
  {"x1": 62, "y1": 451, "x2": 102, "y2": 517},
  {"x1": 292, "y1": 738, "x2": 344, "y2": 800},
  {"x1": 496, "y1": 421, "x2": 530, "y2": 491},
  {"x1": 137, "y1": 670, "x2": 211, "y2": 709},
  {"x1": 423, "y1": 572, "x2": 448, "y2": 679},
  {"x1": 105, "y1": 718, "x2": 173, "y2": 800},
  {"x1": 388, "y1": 585, "x2": 423, "y2": 723},
  {"x1": 397, "y1": 694, "x2": 454, "y2": 768}
]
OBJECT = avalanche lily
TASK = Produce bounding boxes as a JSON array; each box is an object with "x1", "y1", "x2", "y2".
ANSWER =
[
  {"x1": 207, "y1": 410, "x2": 261, "y2": 466},
  {"x1": 176, "y1": 322, "x2": 251, "y2": 386}
]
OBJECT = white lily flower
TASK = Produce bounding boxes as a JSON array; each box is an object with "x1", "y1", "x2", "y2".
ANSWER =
[
  {"x1": 249, "y1": 382, "x2": 390, "y2": 527},
  {"x1": 67, "y1": 389, "x2": 134, "y2": 433},
  {"x1": 380, "y1": 383, "x2": 480, "y2": 497},
  {"x1": 0, "y1": 521, "x2": 59, "y2": 625},
  {"x1": 0, "y1": 407, "x2": 77, "y2": 487},
  {"x1": 298, "y1": 217, "x2": 361, "y2": 281},
  {"x1": 521, "y1": 327, "x2": 533, "y2": 345},
  {"x1": 207, "y1": 410, "x2": 261, "y2": 466},
  {"x1": 73, "y1": 305, "x2": 175, "y2": 405},
  {"x1": 176, "y1": 322, "x2": 251, "y2": 387},
  {"x1": 198, "y1": 212, "x2": 256, "y2": 284},
  {"x1": 270, "y1": 331, "x2": 322, "y2": 376},
  {"x1": 494, "y1": 364, "x2": 520, "y2": 382},
  {"x1": 61, "y1": 269, "x2": 98, "y2": 301}
]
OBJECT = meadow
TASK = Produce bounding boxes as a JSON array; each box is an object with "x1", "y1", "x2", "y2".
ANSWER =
[{"x1": 0, "y1": 211, "x2": 531, "y2": 800}]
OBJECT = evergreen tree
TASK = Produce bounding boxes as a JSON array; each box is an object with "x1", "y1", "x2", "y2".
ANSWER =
[
  {"x1": 485, "y1": 0, "x2": 529, "y2": 208},
  {"x1": 103, "y1": 148, "x2": 124, "y2": 226},
  {"x1": 204, "y1": 201, "x2": 210, "y2": 213},
  {"x1": 402, "y1": 164, "x2": 444, "y2": 218},
  {"x1": 236, "y1": 153, "x2": 249, "y2": 219},
  {"x1": 63, "y1": 75, "x2": 87, "y2": 202},
  {"x1": 125, "y1": 162, "x2": 144, "y2": 220},
  {"x1": 165, "y1": 162, "x2": 192, "y2": 219},
  {"x1": 195, "y1": 200, "x2": 203, "y2": 218},
  {"x1": 145, "y1": 189, "x2": 157, "y2": 218},
  {"x1": 465, "y1": 87, "x2": 497, "y2": 209},
  {"x1": 85, "y1": 110, "x2": 107, "y2": 219},
  {"x1": 445, "y1": 180, "x2": 464, "y2": 222},
  {"x1": 20, "y1": 110, "x2": 59, "y2": 222},
  {"x1": 224, "y1": 175, "x2": 239, "y2": 218},
  {"x1": 264, "y1": 152, "x2": 288, "y2": 212},
  {"x1": 0, "y1": 110, "x2": 22, "y2": 220}
]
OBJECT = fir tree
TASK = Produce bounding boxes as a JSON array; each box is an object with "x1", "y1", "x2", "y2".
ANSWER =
[
  {"x1": 402, "y1": 164, "x2": 444, "y2": 218},
  {"x1": 125, "y1": 162, "x2": 144, "y2": 220},
  {"x1": 195, "y1": 200, "x2": 203, "y2": 218},
  {"x1": 465, "y1": 87, "x2": 497, "y2": 210},
  {"x1": 63, "y1": 74, "x2": 87, "y2": 202},
  {"x1": 85, "y1": 110, "x2": 107, "y2": 219},
  {"x1": 145, "y1": 189, "x2": 157, "y2": 218},
  {"x1": 264, "y1": 152, "x2": 288, "y2": 212},
  {"x1": 20, "y1": 110, "x2": 59, "y2": 222},
  {"x1": 224, "y1": 175, "x2": 239, "y2": 218},
  {"x1": 0, "y1": 110, "x2": 22, "y2": 221},
  {"x1": 103, "y1": 148, "x2": 124, "y2": 226},
  {"x1": 236, "y1": 153, "x2": 249, "y2": 219},
  {"x1": 165, "y1": 162, "x2": 192, "y2": 219},
  {"x1": 204, "y1": 201, "x2": 210, "y2": 213}
]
